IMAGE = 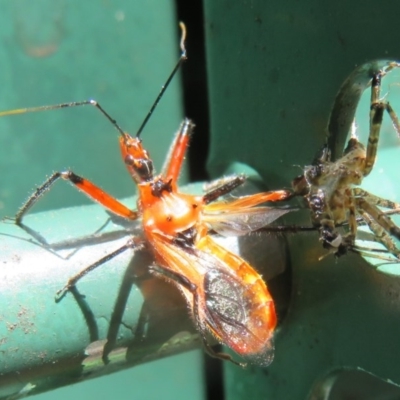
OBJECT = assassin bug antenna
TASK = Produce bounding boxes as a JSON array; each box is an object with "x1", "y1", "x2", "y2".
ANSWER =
[
  {"x1": 0, "y1": 22, "x2": 188, "y2": 141},
  {"x1": 0, "y1": 99, "x2": 127, "y2": 138},
  {"x1": 135, "y1": 22, "x2": 187, "y2": 139}
]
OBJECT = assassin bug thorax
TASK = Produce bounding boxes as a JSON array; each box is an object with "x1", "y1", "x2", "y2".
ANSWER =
[
  {"x1": 292, "y1": 62, "x2": 400, "y2": 260},
  {"x1": 1, "y1": 23, "x2": 293, "y2": 366}
]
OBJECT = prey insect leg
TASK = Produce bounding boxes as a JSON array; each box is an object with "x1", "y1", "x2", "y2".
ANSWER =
[
  {"x1": 345, "y1": 190, "x2": 358, "y2": 244},
  {"x1": 358, "y1": 211, "x2": 399, "y2": 257},
  {"x1": 353, "y1": 188, "x2": 400, "y2": 210},
  {"x1": 56, "y1": 237, "x2": 145, "y2": 301},
  {"x1": 365, "y1": 70, "x2": 400, "y2": 176},
  {"x1": 348, "y1": 243, "x2": 398, "y2": 262},
  {"x1": 356, "y1": 197, "x2": 400, "y2": 258}
]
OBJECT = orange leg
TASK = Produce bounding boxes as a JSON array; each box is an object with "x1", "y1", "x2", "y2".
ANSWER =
[
  {"x1": 9, "y1": 170, "x2": 137, "y2": 224},
  {"x1": 202, "y1": 173, "x2": 292, "y2": 207},
  {"x1": 162, "y1": 119, "x2": 194, "y2": 182},
  {"x1": 222, "y1": 190, "x2": 292, "y2": 208},
  {"x1": 205, "y1": 189, "x2": 292, "y2": 213},
  {"x1": 203, "y1": 175, "x2": 246, "y2": 204}
]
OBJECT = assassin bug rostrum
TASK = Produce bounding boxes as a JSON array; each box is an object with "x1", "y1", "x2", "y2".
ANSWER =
[
  {"x1": 292, "y1": 61, "x2": 400, "y2": 262},
  {"x1": 1, "y1": 23, "x2": 293, "y2": 366}
]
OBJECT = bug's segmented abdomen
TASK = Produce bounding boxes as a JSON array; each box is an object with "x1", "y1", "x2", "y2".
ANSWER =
[{"x1": 197, "y1": 235, "x2": 276, "y2": 362}]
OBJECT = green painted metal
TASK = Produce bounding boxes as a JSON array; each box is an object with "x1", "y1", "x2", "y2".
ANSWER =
[
  {"x1": 204, "y1": 1, "x2": 400, "y2": 399},
  {"x1": 0, "y1": 1, "x2": 205, "y2": 400},
  {"x1": 4, "y1": 0, "x2": 400, "y2": 398}
]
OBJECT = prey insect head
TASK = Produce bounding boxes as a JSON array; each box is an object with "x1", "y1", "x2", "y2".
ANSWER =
[
  {"x1": 343, "y1": 137, "x2": 365, "y2": 155},
  {"x1": 312, "y1": 144, "x2": 331, "y2": 165}
]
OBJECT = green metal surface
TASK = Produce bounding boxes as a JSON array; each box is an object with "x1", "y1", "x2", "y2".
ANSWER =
[
  {"x1": 203, "y1": 1, "x2": 400, "y2": 399},
  {"x1": 4, "y1": 0, "x2": 400, "y2": 399},
  {"x1": 0, "y1": 1, "x2": 205, "y2": 400},
  {"x1": 35, "y1": 350, "x2": 206, "y2": 400},
  {"x1": 204, "y1": 1, "x2": 400, "y2": 189}
]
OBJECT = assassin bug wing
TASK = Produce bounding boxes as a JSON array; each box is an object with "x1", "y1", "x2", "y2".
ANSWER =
[
  {"x1": 204, "y1": 190, "x2": 291, "y2": 213},
  {"x1": 214, "y1": 190, "x2": 292, "y2": 209},
  {"x1": 197, "y1": 235, "x2": 276, "y2": 365},
  {"x1": 148, "y1": 231, "x2": 276, "y2": 365},
  {"x1": 203, "y1": 206, "x2": 293, "y2": 236},
  {"x1": 203, "y1": 189, "x2": 294, "y2": 236}
]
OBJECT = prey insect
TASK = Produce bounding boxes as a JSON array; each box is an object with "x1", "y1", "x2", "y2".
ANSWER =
[
  {"x1": 2, "y1": 24, "x2": 293, "y2": 366},
  {"x1": 292, "y1": 62, "x2": 400, "y2": 260}
]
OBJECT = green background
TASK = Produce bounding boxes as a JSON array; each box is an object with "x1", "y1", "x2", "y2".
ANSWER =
[{"x1": 2, "y1": 0, "x2": 400, "y2": 399}]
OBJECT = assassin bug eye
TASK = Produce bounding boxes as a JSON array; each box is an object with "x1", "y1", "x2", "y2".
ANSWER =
[
  {"x1": 135, "y1": 159, "x2": 154, "y2": 180},
  {"x1": 124, "y1": 154, "x2": 135, "y2": 166},
  {"x1": 124, "y1": 155, "x2": 154, "y2": 181}
]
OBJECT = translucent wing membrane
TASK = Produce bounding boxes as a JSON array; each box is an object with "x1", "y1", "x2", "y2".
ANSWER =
[{"x1": 203, "y1": 206, "x2": 292, "y2": 236}]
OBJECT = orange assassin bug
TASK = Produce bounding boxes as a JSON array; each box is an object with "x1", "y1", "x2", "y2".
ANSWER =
[{"x1": 1, "y1": 23, "x2": 293, "y2": 366}]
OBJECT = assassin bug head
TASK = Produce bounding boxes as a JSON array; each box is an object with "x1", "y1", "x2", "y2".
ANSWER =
[
  {"x1": 120, "y1": 134, "x2": 154, "y2": 183},
  {"x1": 119, "y1": 22, "x2": 187, "y2": 184}
]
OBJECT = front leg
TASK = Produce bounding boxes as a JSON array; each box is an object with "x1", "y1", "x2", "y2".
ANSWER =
[{"x1": 4, "y1": 170, "x2": 138, "y2": 225}]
